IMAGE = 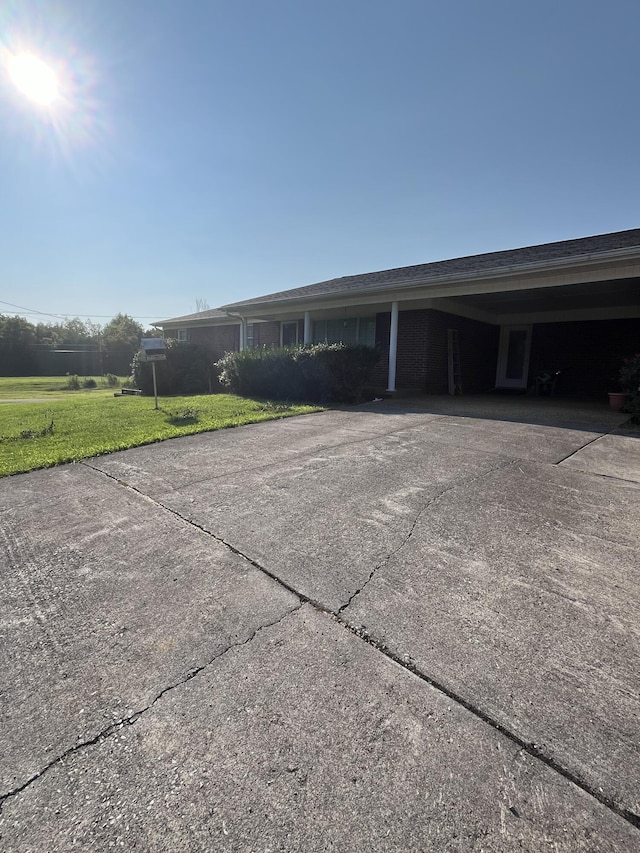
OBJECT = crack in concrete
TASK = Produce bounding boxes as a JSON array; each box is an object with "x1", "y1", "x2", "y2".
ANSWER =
[
  {"x1": 75, "y1": 459, "x2": 640, "y2": 833},
  {"x1": 0, "y1": 605, "x2": 301, "y2": 813},
  {"x1": 337, "y1": 457, "x2": 518, "y2": 614}
]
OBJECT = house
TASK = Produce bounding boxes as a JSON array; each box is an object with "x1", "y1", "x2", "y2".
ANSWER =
[{"x1": 154, "y1": 228, "x2": 640, "y2": 397}]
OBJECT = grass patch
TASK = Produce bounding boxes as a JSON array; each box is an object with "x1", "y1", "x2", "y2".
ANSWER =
[
  {"x1": 0, "y1": 392, "x2": 322, "y2": 477},
  {"x1": 0, "y1": 375, "x2": 128, "y2": 399}
]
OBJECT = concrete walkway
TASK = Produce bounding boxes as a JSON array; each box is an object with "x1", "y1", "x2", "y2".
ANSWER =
[{"x1": 1, "y1": 397, "x2": 639, "y2": 851}]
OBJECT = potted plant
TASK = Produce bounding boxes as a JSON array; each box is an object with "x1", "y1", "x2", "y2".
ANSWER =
[{"x1": 609, "y1": 353, "x2": 640, "y2": 411}]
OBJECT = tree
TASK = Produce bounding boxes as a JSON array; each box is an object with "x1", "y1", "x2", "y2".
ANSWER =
[
  {"x1": 101, "y1": 313, "x2": 144, "y2": 375},
  {"x1": 0, "y1": 315, "x2": 39, "y2": 375}
]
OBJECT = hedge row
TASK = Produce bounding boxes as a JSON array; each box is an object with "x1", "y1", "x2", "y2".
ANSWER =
[
  {"x1": 216, "y1": 343, "x2": 379, "y2": 403},
  {"x1": 131, "y1": 339, "x2": 213, "y2": 395}
]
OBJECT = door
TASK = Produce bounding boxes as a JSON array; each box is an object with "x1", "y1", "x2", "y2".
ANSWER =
[{"x1": 495, "y1": 325, "x2": 532, "y2": 389}]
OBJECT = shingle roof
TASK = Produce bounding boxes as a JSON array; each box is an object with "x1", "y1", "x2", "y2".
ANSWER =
[
  {"x1": 153, "y1": 308, "x2": 232, "y2": 326},
  {"x1": 221, "y1": 228, "x2": 640, "y2": 309}
]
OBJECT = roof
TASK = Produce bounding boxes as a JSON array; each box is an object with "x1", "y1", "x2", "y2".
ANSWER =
[
  {"x1": 221, "y1": 227, "x2": 640, "y2": 310},
  {"x1": 153, "y1": 308, "x2": 233, "y2": 327}
]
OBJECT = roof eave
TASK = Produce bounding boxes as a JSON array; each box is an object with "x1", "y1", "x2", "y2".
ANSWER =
[{"x1": 221, "y1": 244, "x2": 640, "y2": 314}]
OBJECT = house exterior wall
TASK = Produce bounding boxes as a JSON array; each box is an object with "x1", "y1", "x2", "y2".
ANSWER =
[
  {"x1": 529, "y1": 318, "x2": 639, "y2": 396},
  {"x1": 254, "y1": 321, "x2": 280, "y2": 347},
  {"x1": 371, "y1": 308, "x2": 498, "y2": 393},
  {"x1": 185, "y1": 324, "x2": 240, "y2": 361}
]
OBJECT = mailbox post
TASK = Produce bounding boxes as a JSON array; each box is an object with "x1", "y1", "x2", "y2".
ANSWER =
[{"x1": 138, "y1": 338, "x2": 167, "y2": 410}]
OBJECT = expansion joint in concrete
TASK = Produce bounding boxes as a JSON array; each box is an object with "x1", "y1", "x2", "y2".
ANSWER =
[
  {"x1": 554, "y1": 423, "x2": 621, "y2": 466},
  {"x1": 335, "y1": 617, "x2": 640, "y2": 832}
]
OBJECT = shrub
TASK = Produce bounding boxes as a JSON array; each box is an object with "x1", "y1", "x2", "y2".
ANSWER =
[
  {"x1": 65, "y1": 375, "x2": 80, "y2": 390},
  {"x1": 105, "y1": 373, "x2": 119, "y2": 387},
  {"x1": 620, "y1": 353, "x2": 640, "y2": 395},
  {"x1": 82, "y1": 378, "x2": 97, "y2": 388},
  {"x1": 216, "y1": 344, "x2": 379, "y2": 404},
  {"x1": 131, "y1": 339, "x2": 212, "y2": 396}
]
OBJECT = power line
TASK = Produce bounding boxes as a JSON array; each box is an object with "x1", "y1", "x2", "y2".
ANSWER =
[{"x1": 0, "y1": 299, "x2": 160, "y2": 321}]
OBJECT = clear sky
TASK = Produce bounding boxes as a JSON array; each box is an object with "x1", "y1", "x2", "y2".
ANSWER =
[{"x1": 1, "y1": 0, "x2": 638, "y2": 325}]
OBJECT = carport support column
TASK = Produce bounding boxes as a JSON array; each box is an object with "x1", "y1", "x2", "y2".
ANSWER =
[
  {"x1": 303, "y1": 311, "x2": 312, "y2": 344},
  {"x1": 387, "y1": 301, "x2": 399, "y2": 392},
  {"x1": 239, "y1": 319, "x2": 246, "y2": 351}
]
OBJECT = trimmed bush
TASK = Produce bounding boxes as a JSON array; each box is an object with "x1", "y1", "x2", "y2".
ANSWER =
[
  {"x1": 131, "y1": 339, "x2": 212, "y2": 396},
  {"x1": 216, "y1": 344, "x2": 379, "y2": 403}
]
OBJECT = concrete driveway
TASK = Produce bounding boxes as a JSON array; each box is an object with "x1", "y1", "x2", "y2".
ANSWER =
[{"x1": 1, "y1": 396, "x2": 639, "y2": 851}]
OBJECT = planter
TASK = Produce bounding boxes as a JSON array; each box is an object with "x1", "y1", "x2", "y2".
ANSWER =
[{"x1": 608, "y1": 391, "x2": 630, "y2": 411}]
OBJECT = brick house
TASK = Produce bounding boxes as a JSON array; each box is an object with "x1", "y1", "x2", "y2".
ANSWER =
[{"x1": 154, "y1": 228, "x2": 640, "y2": 397}]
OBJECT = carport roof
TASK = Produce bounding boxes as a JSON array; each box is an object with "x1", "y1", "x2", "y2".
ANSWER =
[{"x1": 220, "y1": 227, "x2": 640, "y2": 310}]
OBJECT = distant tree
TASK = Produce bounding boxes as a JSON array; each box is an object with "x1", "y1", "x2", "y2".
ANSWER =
[
  {"x1": 59, "y1": 317, "x2": 94, "y2": 344},
  {"x1": 101, "y1": 313, "x2": 145, "y2": 375},
  {"x1": 0, "y1": 315, "x2": 37, "y2": 375},
  {"x1": 195, "y1": 297, "x2": 210, "y2": 312}
]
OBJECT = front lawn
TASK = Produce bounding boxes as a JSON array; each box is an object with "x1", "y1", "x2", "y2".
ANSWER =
[
  {"x1": 0, "y1": 375, "x2": 127, "y2": 399},
  {"x1": 0, "y1": 391, "x2": 321, "y2": 477}
]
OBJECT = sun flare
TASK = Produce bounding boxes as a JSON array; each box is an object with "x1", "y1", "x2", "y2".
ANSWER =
[{"x1": 8, "y1": 53, "x2": 59, "y2": 105}]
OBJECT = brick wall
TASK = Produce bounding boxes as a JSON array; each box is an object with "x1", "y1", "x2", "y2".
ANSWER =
[
  {"x1": 187, "y1": 324, "x2": 240, "y2": 361},
  {"x1": 372, "y1": 308, "x2": 497, "y2": 392},
  {"x1": 530, "y1": 318, "x2": 639, "y2": 396},
  {"x1": 254, "y1": 321, "x2": 280, "y2": 347}
]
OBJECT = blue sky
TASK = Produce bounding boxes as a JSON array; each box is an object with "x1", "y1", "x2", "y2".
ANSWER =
[{"x1": 1, "y1": 0, "x2": 638, "y2": 325}]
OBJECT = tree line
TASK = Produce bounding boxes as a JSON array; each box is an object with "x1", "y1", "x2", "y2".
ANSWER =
[{"x1": 0, "y1": 313, "x2": 154, "y2": 376}]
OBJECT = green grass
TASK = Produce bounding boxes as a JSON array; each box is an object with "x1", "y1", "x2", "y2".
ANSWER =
[
  {"x1": 0, "y1": 388, "x2": 322, "y2": 477},
  {"x1": 0, "y1": 375, "x2": 125, "y2": 399}
]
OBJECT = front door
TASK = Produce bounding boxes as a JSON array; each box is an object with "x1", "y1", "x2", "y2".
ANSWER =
[{"x1": 495, "y1": 325, "x2": 532, "y2": 389}]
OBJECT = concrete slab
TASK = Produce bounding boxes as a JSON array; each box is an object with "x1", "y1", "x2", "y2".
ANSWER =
[
  {"x1": 154, "y1": 431, "x2": 516, "y2": 610},
  {"x1": 1, "y1": 398, "x2": 638, "y2": 848},
  {"x1": 0, "y1": 464, "x2": 298, "y2": 795},
  {"x1": 560, "y1": 429, "x2": 640, "y2": 482},
  {"x1": 89, "y1": 398, "x2": 627, "y2": 497},
  {"x1": 343, "y1": 460, "x2": 640, "y2": 816},
  {"x1": 2, "y1": 606, "x2": 637, "y2": 852},
  {"x1": 88, "y1": 408, "x2": 445, "y2": 497}
]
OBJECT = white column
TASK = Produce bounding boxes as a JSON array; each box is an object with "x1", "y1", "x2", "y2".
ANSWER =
[
  {"x1": 303, "y1": 311, "x2": 312, "y2": 344},
  {"x1": 387, "y1": 301, "x2": 398, "y2": 392},
  {"x1": 238, "y1": 320, "x2": 245, "y2": 351}
]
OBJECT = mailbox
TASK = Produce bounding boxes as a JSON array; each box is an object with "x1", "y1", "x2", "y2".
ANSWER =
[{"x1": 139, "y1": 338, "x2": 167, "y2": 362}]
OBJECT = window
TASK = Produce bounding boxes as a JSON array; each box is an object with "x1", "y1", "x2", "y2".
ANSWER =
[
  {"x1": 176, "y1": 329, "x2": 187, "y2": 342},
  {"x1": 312, "y1": 316, "x2": 376, "y2": 347},
  {"x1": 246, "y1": 323, "x2": 254, "y2": 348},
  {"x1": 281, "y1": 322, "x2": 298, "y2": 346}
]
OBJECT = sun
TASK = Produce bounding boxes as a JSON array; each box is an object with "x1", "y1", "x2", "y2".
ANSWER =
[{"x1": 8, "y1": 53, "x2": 59, "y2": 106}]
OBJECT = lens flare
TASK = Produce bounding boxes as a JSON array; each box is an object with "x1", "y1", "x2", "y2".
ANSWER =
[{"x1": 9, "y1": 53, "x2": 59, "y2": 105}]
